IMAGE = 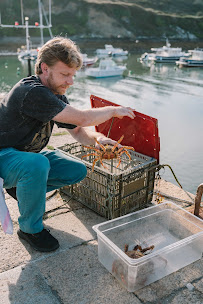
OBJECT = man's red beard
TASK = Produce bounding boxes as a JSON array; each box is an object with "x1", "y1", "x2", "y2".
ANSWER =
[{"x1": 46, "y1": 72, "x2": 68, "y2": 95}]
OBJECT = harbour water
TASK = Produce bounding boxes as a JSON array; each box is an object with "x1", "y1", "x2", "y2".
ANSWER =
[{"x1": 0, "y1": 43, "x2": 203, "y2": 195}]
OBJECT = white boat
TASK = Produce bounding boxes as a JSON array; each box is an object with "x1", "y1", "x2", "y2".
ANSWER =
[
  {"x1": 140, "y1": 39, "x2": 188, "y2": 64},
  {"x1": 111, "y1": 48, "x2": 128, "y2": 57},
  {"x1": 96, "y1": 44, "x2": 113, "y2": 56},
  {"x1": 176, "y1": 48, "x2": 203, "y2": 67},
  {"x1": 82, "y1": 53, "x2": 97, "y2": 67},
  {"x1": 140, "y1": 52, "x2": 156, "y2": 62},
  {"x1": 85, "y1": 59, "x2": 126, "y2": 78},
  {"x1": 17, "y1": 44, "x2": 40, "y2": 61},
  {"x1": 96, "y1": 44, "x2": 128, "y2": 57}
]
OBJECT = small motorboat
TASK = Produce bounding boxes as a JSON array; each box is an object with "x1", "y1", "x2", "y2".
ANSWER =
[
  {"x1": 111, "y1": 48, "x2": 128, "y2": 57},
  {"x1": 140, "y1": 39, "x2": 188, "y2": 64},
  {"x1": 17, "y1": 46, "x2": 39, "y2": 61},
  {"x1": 140, "y1": 52, "x2": 156, "y2": 62},
  {"x1": 85, "y1": 59, "x2": 126, "y2": 78},
  {"x1": 96, "y1": 44, "x2": 128, "y2": 57},
  {"x1": 82, "y1": 54, "x2": 97, "y2": 67},
  {"x1": 176, "y1": 48, "x2": 203, "y2": 67}
]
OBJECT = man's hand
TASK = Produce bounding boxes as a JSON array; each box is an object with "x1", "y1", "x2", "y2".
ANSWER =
[
  {"x1": 95, "y1": 136, "x2": 123, "y2": 150},
  {"x1": 114, "y1": 106, "x2": 135, "y2": 119}
]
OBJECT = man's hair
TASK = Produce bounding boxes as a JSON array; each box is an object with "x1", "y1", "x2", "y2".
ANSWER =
[{"x1": 35, "y1": 36, "x2": 83, "y2": 75}]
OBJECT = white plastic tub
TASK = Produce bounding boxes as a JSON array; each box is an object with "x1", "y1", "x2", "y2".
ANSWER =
[{"x1": 93, "y1": 202, "x2": 203, "y2": 292}]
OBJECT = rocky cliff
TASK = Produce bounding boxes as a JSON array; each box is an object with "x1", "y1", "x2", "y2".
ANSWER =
[{"x1": 0, "y1": 0, "x2": 203, "y2": 40}]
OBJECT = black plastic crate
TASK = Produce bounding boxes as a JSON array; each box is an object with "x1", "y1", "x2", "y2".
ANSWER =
[{"x1": 58, "y1": 142, "x2": 157, "y2": 219}]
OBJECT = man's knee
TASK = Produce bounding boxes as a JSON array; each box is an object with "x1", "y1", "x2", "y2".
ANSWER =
[
  {"x1": 23, "y1": 153, "x2": 50, "y2": 178},
  {"x1": 67, "y1": 161, "x2": 87, "y2": 184},
  {"x1": 79, "y1": 162, "x2": 87, "y2": 180}
]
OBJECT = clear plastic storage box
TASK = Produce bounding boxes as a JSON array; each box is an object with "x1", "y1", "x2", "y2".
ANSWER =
[{"x1": 93, "y1": 202, "x2": 203, "y2": 292}]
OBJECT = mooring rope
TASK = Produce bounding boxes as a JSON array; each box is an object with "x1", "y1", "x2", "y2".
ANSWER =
[{"x1": 155, "y1": 164, "x2": 194, "y2": 204}]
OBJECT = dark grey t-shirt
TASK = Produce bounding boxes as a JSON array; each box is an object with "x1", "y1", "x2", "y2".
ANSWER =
[{"x1": 0, "y1": 75, "x2": 76, "y2": 152}]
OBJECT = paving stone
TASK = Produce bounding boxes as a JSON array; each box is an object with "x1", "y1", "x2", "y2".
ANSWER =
[
  {"x1": 0, "y1": 208, "x2": 105, "y2": 273},
  {"x1": 35, "y1": 243, "x2": 141, "y2": 304},
  {"x1": 0, "y1": 226, "x2": 32, "y2": 273},
  {"x1": 44, "y1": 191, "x2": 83, "y2": 219},
  {"x1": 0, "y1": 264, "x2": 60, "y2": 304},
  {"x1": 45, "y1": 190, "x2": 65, "y2": 213},
  {"x1": 134, "y1": 258, "x2": 203, "y2": 303},
  {"x1": 43, "y1": 208, "x2": 106, "y2": 250},
  {"x1": 194, "y1": 275, "x2": 203, "y2": 293},
  {"x1": 161, "y1": 288, "x2": 203, "y2": 304}
]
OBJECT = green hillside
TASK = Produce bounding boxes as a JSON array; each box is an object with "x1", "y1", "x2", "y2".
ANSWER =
[{"x1": 0, "y1": 0, "x2": 203, "y2": 40}]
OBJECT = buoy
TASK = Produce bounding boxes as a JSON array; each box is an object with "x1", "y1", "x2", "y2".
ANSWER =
[{"x1": 16, "y1": 67, "x2": 21, "y2": 76}]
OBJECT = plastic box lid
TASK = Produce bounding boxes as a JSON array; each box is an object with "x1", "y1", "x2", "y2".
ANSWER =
[{"x1": 90, "y1": 95, "x2": 160, "y2": 162}]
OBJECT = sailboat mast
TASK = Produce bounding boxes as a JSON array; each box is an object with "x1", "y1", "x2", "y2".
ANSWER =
[
  {"x1": 25, "y1": 17, "x2": 30, "y2": 52},
  {"x1": 49, "y1": 0, "x2": 51, "y2": 27},
  {"x1": 20, "y1": 0, "x2": 24, "y2": 25},
  {"x1": 38, "y1": 0, "x2": 44, "y2": 46},
  {"x1": 41, "y1": 0, "x2": 53, "y2": 38}
]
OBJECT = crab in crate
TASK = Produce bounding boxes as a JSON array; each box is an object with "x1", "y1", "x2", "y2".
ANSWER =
[{"x1": 81, "y1": 135, "x2": 135, "y2": 172}]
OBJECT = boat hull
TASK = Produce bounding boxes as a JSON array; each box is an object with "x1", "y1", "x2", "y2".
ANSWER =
[
  {"x1": 176, "y1": 57, "x2": 203, "y2": 67},
  {"x1": 112, "y1": 51, "x2": 128, "y2": 57},
  {"x1": 85, "y1": 69, "x2": 125, "y2": 78},
  {"x1": 176, "y1": 61, "x2": 203, "y2": 67},
  {"x1": 154, "y1": 56, "x2": 184, "y2": 63}
]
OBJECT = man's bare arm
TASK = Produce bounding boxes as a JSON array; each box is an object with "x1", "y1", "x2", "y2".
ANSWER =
[
  {"x1": 53, "y1": 104, "x2": 135, "y2": 127},
  {"x1": 68, "y1": 126, "x2": 121, "y2": 147}
]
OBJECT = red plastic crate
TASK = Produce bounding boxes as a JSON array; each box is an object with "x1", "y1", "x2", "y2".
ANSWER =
[{"x1": 90, "y1": 95, "x2": 160, "y2": 162}]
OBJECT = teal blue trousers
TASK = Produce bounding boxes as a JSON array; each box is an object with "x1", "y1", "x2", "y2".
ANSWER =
[{"x1": 0, "y1": 148, "x2": 87, "y2": 233}]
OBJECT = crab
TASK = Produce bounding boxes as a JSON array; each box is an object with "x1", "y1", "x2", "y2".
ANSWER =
[
  {"x1": 124, "y1": 244, "x2": 155, "y2": 259},
  {"x1": 81, "y1": 135, "x2": 135, "y2": 172},
  {"x1": 111, "y1": 243, "x2": 155, "y2": 287}
]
